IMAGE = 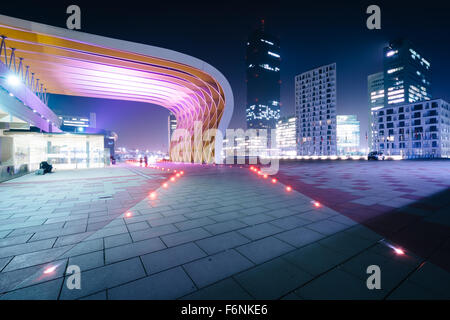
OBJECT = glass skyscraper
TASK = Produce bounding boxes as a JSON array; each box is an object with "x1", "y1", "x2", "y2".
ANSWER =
[
  {"x1": 246, "y1": 24, "x2": 281, "y2": 129},
  {"x1": 383, "y1": 39, "x2": 431, "y2": 106},
  {"x1": 168, "y1": 112, "x2": 177, "y2": 152},
  {"x1": 368, "y1": 72, "x2": 385, "y2": 150}
]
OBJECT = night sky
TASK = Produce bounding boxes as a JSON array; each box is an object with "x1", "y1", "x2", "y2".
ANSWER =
[{"x1": 2, "y1": 0, "x2": 450, "y2": 151}]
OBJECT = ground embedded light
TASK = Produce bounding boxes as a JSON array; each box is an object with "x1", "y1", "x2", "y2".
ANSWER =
[{"x1": 43, "y1": 266, "x2": 57, "y2": 274}]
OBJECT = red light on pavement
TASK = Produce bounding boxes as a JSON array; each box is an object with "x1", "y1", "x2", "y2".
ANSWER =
[
  {"x1": 125, "y1": 212, "x2": 132, "y2": 218},
  {"x1": 311, "y1": 201, "x2": 321, "y2": 208},
  {"x1": 149, "y1": 192, "x2": 157, "y2": 199},
  {"x1": 286, "y1": 186, "x2": 292, "y2": 192},
  {"x1": 272, "y1": 178, "x2": 277, "y2": 184},
  {"x1": 43, "y1": 266, "x2": 57, "y2": 274},
  {"x1": 163, "y1": 183, "x2": 168, "y2": 188}
]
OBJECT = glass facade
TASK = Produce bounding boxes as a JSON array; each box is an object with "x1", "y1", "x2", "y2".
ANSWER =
[
  {"x1": 5, "y1": 132, "x2": 105, "y2": 170},
  {"x1": 168, "y1": 112, "x2": 177, "y2": 151},
  {"x1": 276, "y1": 116, "x2": 297, "y2": 156},
  {"x1": 383, "y1": 39, "x2": 431, "y2": 107},
  {"x1": 368, "y1": 72, "x2": 384, "y2": 150},
  {"x1": 246, "y1": 27, "x2": 281, "y2": 129},
  {"x1": 337, "y1": 115, "x2": 360, "y2": 155}
]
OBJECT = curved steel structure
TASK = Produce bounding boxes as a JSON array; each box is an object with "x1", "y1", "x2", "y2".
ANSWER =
[{"x1": 0, "y1": 15, "x2": 233, "y2": 163}]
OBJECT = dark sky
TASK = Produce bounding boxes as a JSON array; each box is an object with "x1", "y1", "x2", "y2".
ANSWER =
[{"x1": 2, "y1": 0, "x2": 450, "y2": 151}]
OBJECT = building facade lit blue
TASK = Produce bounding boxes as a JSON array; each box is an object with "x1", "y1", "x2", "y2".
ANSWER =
[
  {"x1": 245, "y1": 24, "x2": 281, "y2": 129},
  {"x1": 383, "y1": 39, "x2": 431, "y2": 106}
]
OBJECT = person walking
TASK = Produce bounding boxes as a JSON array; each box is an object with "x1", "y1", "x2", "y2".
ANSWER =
[
  {"x1": 144, "y1": 155, "x2": 148, "y2": 167},
  {"x1": 139, "y1": 157, "x2": 143, "y2": 166}
]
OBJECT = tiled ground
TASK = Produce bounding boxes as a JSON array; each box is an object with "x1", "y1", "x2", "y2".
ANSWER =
[
  {"x1": 276, "y1": 160, "x2": 450, "y2": 276},
  {"x1": 0, "y1": 161, "x2": 449, "y2": 300}
]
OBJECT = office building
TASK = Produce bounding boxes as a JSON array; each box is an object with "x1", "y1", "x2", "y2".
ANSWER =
[
  {"x1": 57, "y1": 112, "x2": 97, "y2": 132},
  {"x1": 337, "y1": 115, "x2": 360, "y2": 155},
  {"x1": 168, "y1": 112, "x2": 177, "y2": 150},
  {"x1": 246, "y1": 22, "x2": 281, "y2": 129},
  {"x1": 383, "y1": 39, "x2": 431, "y2": 106},
  {"x1": 368, "y1": 72, "x2": 385, "y2": 150},
  {"x1": 295, "y1": 63, "x2": 337, "y2": 156},
  {"x1": 276, "y1": 116, "x2": 297, "y2": 156},
  {"x1": 372, "y1": 99, "x2": 450, "y2": 158}
]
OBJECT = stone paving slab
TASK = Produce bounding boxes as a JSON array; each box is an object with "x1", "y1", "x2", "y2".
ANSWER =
[{"x1": 0, "y1": 162, "x2": 448, "y2": 299}]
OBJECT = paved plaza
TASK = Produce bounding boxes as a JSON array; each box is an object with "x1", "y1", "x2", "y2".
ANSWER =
[{"x1": 0, "y1": 160, "x2": 449, "y2": 299}]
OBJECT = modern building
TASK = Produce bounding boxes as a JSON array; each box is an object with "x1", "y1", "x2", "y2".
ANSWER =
[
  {"x1": 168, "y1": 112, "x2": 177, "y2": 151},
  {"x1": 246, "y1": 22, "x2": 281, "y2": 130},
  {"x1": 57, "y1": 112, "x2": 97, "y2": 132},
  {"x1": 1, "y1": 130, "x2": 105, "y2": 171},
  {"x1": 372, "y1": 99, "x2": 450, "y2": 158},
  {"x1": 368, "y1": 72, "x2": 385, "y2": 150},
  {"x1": 276, "y1": 116, "x2": 297, "y2": 156},
  {"x1": 0, "y1": 14, "x2": 233, "y2": 166},
  {"x1": 383, "y1": 39, "x2": 431, "y2": 107},
  {"x1": 295, "y1": 63, "x2": 337, "y2": 156},
  {"x1": 337, "y1": 115, "x2": 360, "y2": 155}
]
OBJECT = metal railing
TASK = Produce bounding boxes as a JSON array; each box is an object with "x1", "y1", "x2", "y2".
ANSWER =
[{"x1": 0, "y1": 35, "x2": 48, "y2": 105}]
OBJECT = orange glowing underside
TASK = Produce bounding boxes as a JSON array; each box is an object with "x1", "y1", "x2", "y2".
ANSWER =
[{"x1": 0, "y1": 17, "x2": 229, "y2": 162}]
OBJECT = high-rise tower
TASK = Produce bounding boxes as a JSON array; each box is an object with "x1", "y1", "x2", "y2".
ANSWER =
[{"x1": 246, "y1": 21, "x2": 281, "y2": 129}]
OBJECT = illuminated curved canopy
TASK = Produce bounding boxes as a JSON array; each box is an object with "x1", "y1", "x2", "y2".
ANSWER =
[{"x1": 0, "y1": 14, "x2": 233, "y2": 163}]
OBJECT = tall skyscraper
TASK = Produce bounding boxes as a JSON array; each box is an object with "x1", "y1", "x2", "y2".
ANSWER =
[
  {"x1": 246, "y1": 22, "x2": 281, "y2": 129},
  {"x1": 383, "y1": 39, "x2": 431, "y2": 106},
  {"x1": 337, "y1": 115, "x2": 360, "y2": 155},
  {"x1": 368, "y1": 72, "x2": 385, "y2": 150},
  {"x1": 295, "y1": 63, "x2": 337, "y2": 156},
  {"x1": 168, "y1": 112, "x2": 177, "y2": 152}
]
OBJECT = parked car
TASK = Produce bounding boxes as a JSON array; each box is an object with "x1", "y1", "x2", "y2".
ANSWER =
[{"x1": 368, "y1": 151, "x2": 385, "y2": 160}]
